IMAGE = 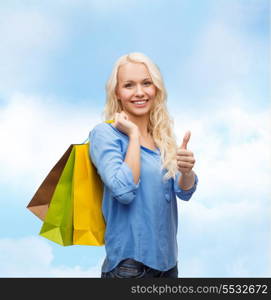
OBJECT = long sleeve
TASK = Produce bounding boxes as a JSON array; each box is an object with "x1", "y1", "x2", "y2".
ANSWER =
[
  {"x1": 174, "y1": 171, "x2": 198, "y2": 201},
  {"x1": 89, "y1": 124, "x2": 140, "y2": 205}
]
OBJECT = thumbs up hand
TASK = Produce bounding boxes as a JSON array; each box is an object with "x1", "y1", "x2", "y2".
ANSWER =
[{"x1": 177, "y1": 131, "x2": 196, "y2": 175}]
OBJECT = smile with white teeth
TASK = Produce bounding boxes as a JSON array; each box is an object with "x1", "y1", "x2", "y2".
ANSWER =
[{"x1": 131, "y1": 100, "x2": 148, "y2": 104}]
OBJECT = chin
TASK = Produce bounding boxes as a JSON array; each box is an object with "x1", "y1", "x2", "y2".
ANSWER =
[{"x1": 131, "y1": 109, "x2": 151, "y2": 117}]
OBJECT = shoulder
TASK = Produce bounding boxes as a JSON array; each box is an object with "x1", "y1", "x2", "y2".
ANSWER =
[
  {"x1": 89, "y1": 122, "x2": 127, "y2": 140},
  {"x1": 89, "y1": 122, "x2": 128, "y2": 154},
  {"x1": 90, "y1": 122, "x2": 110, "y2": 135}
]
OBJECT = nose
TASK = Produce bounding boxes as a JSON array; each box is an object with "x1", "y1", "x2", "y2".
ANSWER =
[{"x1": 135, "y1": 84, "x2": 145, "y2": 98}]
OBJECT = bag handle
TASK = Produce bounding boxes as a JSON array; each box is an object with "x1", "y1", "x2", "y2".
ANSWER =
[{"x1": 82, "y1": 119, "x2": 114, "y2": 144}]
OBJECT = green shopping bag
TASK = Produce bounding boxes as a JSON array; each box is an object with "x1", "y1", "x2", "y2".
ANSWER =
[{"x1": 39, "y1": 147, "x2": 75, "y2": 246}]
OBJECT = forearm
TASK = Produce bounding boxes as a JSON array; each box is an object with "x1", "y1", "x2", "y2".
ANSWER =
[
  {"x1": 178, "y1": 170, "x2": 196, "y2": 190},
  {"x1": 124, "y1": 132, "x2": 141, "y2": 184}
]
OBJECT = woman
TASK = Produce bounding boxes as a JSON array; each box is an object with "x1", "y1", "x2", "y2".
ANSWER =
[{"x1": 89, "y1": 52, "x2": 198, "y2": 278}]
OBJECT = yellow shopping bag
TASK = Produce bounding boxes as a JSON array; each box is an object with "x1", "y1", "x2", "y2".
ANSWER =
[
  {"x1": 73, "y1": 143, "x2": 105, "y2": 246},
  {"x1": 28, "y1": 120, "x2": 113, "y2": 246}
]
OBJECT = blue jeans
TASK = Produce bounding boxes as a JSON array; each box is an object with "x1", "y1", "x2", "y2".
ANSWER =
[{"x1": 101, "y1": 258, "x2": 178, "y2": 278}]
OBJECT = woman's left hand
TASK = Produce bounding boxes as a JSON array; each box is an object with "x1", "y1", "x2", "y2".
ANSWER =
[{"x1": 176, "y1": 131, "x2": 196, "y2": 175}]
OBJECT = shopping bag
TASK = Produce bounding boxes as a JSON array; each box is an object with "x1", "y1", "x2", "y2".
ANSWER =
[
  {"x1": 73, "y1": 143, "x2": 105, "y2": 246},
  {"x1": 26, "y1": 145, "x2": 73, "y2": 221},
  {"x1": 29, "y1": 120, "x2": 113, "y2": 246},
  {"x1": 39, "y1": 147, "x2": 75, "y2": 246}
]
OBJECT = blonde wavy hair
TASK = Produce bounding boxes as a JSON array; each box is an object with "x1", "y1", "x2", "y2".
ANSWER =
[{"x1": 102, "y1": 52, "x2": 178, "y2": 180}]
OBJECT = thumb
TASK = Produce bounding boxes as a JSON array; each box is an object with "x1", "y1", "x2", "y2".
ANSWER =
[{"x1": 180, "y1": 131, "x2": 191, "y2": 150}]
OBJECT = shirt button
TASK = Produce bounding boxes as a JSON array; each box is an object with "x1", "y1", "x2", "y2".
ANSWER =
[{"x1": 165, "y1": 193, "x2": 170, "y2": 201}]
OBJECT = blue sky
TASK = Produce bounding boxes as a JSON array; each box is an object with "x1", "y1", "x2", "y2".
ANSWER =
[{"x1": 0, "y1": 0, "x2": 270, "y2": 277}]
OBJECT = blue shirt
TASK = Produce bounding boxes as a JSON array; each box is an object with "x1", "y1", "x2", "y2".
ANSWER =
[{"x1": 89, "y1": 122, "x2": 198, "y2": 272}]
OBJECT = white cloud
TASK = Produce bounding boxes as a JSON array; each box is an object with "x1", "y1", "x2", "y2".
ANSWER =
[
  {"x1": 172, "y1": 98, "x2": 271, "y2": 201},
  {"x1": 225, "y1": 257, "x2": 254, "y2": 277},
  {"x1": 0, "y1": 92, "x2": 103, "y2": 196},
  {"x1": 0, "y1": 6, "x2": 66, "y2": 92},
  {"x1": 53, "y1": 0, "x2": 138, "y2": 12},
  {"x1": 181, "y1": 22, "x2": 252, "y2": 87},
  {"x1": 177, "y1": 8, "x2": 268, "y2": 99},
  {"x1": 180, "y1": 252, "x2": 261, "y2": 278},
  {"x1": 179, "y1": 198, "x2": 268, "y2": 237},
  {"x1": 212, "y1": 0, "x2": 270, "y2": 28},
  {"x1": 172, "y1": 98, "x2": 271, "y2": 277},
  {"x1": 0, "y1": 236, "x2": 102, "y2": 277},
  {"x1": 177, "y1": 198, "x2": 270, "y2": 277}
]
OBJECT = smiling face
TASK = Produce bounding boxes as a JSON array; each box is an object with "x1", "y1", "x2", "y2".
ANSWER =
[{"x1": 115, "y1": 62, "x2": 157, "y2": 118}]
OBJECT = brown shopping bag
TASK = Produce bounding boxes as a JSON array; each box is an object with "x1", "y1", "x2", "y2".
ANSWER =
[{"x1": 26, "y1": 145, "x2": 73, "y2": 220}]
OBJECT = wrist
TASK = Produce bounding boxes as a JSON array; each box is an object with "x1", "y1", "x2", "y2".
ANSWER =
[
  {"x1": 129, "y1": 129, "x2": 140, "y2": 139},
  {"x1": 178, "y1": 170, "x2": 195, "y2": 190},
  {"x1": 181, "y1": 170, "x2": 194, "y2": 177}
]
